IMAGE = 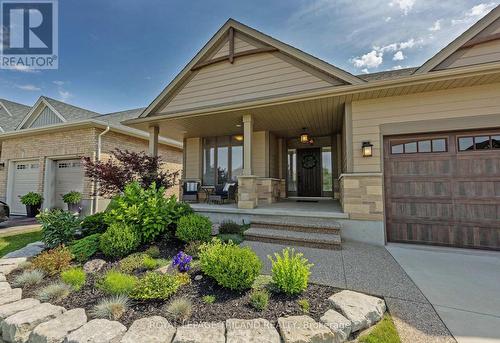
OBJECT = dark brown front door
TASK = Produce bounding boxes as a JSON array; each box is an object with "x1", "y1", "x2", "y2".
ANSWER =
[
  {"x1": 297, "y1": 148, "x2": 321, "y2": 197},
  {"x1": 384, "y1": 130, "x2": 500, "y2": 250}
]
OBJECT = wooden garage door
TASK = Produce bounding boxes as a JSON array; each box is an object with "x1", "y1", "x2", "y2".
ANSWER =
[{"x1": 384, "y1": 130, "x2": 500, "y2": 250}]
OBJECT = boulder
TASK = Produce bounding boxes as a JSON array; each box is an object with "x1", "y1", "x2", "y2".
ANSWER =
[
  {"x1": 120, "y1": 316, "x2": 175, "y2": 343},
  {"x1": 328, "y1": 290, "x2": 386, "y2": 332},
  {"x1": 0, "y1": 289, "x2": 22, "y2": 306},
  {"x1": 64, "y1": 319, "x2": 126, "y2": 343},
  {"x1": 0, "y1": 299, "x2": 40, "y2": 320},
  {"x1": 0, "y1": 258, "x2": 27, "y2": 266},
  {"x1": 28, "y1": 308, "x2": 87, "y2": 343},
  {"x1": 0, "y1": 265, "x2": 18, "y2": 276},
  {"x1": 0, "y1": 274, "x2": 6, "y2": 282},
  {"x1": 1, "y1": 303, "x2": 65, "y2": 343},
  {"x1": 319, "y1": 310, "x2": 352, "y2": 343},
  {"x1": 4, "y1": 242, "x2": 44, "y2": 259},
  {"x1": 226, "y1": 318, "x2": 280, "y2": 343},
  {"x1": 82, "y1": 259, "x2": 106, "y2": 273},
  {"x1": 154, "y1": 264, "x2": 175, "y2": 275},
  {"x1": 172, "y1": 322, "x2": 225, "y2": 343},
  {"x1": 278, "y1": 316, "x2": 335, "y2": 343},
  {"x1": 0, "y1": 283, "x2": 11, "y2": 293}
]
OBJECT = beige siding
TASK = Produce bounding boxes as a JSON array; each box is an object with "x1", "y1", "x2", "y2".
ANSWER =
[
  {"x1": 252, "y1": 131, "x2": 267, "y2": 177},
  {"x1": 184, "y1": 137, "x2": 201, "y2": 179},
  {"x1": 351, "y1": 82, "x2": 500, "y2": 172},
  {"x1": 211, "y1": 33, "x2": 261, "y2": 59},
  {"x1": 269, "y1": 133, "x2": 279, "y2": 179},
  {"x1": 161, "y1": 52, "x2": 339, "y2": 114}
]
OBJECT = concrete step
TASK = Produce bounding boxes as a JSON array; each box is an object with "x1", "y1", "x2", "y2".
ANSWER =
[
  {"x1": 250, "y1": 215, "x2": 341, "y2": 234},
  {"x1": 244, "y1": 227, "x2": 341, "y2": 250}
]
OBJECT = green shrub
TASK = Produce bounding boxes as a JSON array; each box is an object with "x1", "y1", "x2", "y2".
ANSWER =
[
  {"x1": 37, "y1": 282, "x2": 72, "y2": 302},
  {"x1": 100, "y1": 223, "x2": 140, "y2": 258},
  {"x1": 219, "y1": 220, "x2": 242, "y2": 234},
  {"x1": 143, "y1": 256, "x2": 158, "y2": 270},
  {"x1": 298, "y1": 298, "x2": 310, "y2": 313},
  {"x1": 199, "y1": 238, "x2": 262, "y2": 290},
  {"x1": 37, "y1": 209, "x2": 80, "y2": 248},
  {"x1": 80, "y1": 212, "x2": 108, "y2": 236},
  {"x1": 145, "y1": 245, "x2": 160, "y2": 258},
  {"x1": 105, "y1": 182, "x2": 177, "y2": 244},
  {"x1": 62, "y1": 191, "x2": 82, "y2": 204},
  {"x1": 90, "y1": 295, "x2": 129, "y2": 320},
  {"x1": 12, "y1": 269, "x2": 44, "y2": 287},
  {"x1": 202, "y1": 295, "x2": 216, "y2": 304},
  {"x1": 98, "y1": 270, "x2": 138, "y2": 295},
  {"x1": 252, "y1": 275, "x2": 273, "y2": 290},
  {"x1": 268, "y1": 248, "x2": 313, "y2": 295},
  {"x1": 176, "y1": 214, "x2": 212, "y2": 243},
  {"x1": 250, "y1": 289, "x2": 269, "y2": 311},
  {"x1": 20, "y1": 192, "x2": 43, "y2": 205},
  {"x1": 217, "y1": 233, "x2": 243, "y2": 245},
  {"x1": 175, "y1": 272, "x2": 191, "y2": 286},
  {"x1": 32, "y1": 246, "x2": 72, "y2": 276},
  {"x1": 61, "y1": 267, "x2": 86, "y2": 290},
  {"x1": 70, "y1": 234, "x2": 101, "y2": 263},
  {"x1": 166, "y1": 297, "x2": 192, "y2": 322},
  {"x1": 118, "y1": 253, "x2": 146, "y2": 273},
  {"x1": 170, "y1": 201, "x2": 193, "y2": 227},
  {"x1": 130, "y1": 272, "x2": 180, "y2": 300}
]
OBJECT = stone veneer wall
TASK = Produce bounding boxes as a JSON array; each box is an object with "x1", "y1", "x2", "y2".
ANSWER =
[
  {"x1": 256, "y1": 178, "x2": 282, "y2": 204},
  {"x1": 340, "y1": 174, "x2": 384, "y2": 221}
]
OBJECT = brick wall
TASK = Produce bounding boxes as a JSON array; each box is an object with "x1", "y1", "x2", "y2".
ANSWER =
[{"x1": 340, "y1": 174, "x2": 384, "y2": 221}]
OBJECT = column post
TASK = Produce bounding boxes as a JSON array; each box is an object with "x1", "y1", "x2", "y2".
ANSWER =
[
  {"x1": 242, "y1": 114, "x2": 253, "y2": 175},
  {"x1": 149, "y1": 126, "x2": 159, "y2": 157}
]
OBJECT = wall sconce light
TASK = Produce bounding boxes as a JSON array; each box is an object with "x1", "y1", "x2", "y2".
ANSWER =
[
  {"x1": 299, "y1": 128, "x2": 314, "y2": 145},
  {"x1": 362, "y1": 141, "x2": 373, "y2": 157}
]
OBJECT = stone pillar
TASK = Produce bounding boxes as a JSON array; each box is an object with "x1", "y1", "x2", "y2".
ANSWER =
[
  {"x1": 340, "y1": 173, "x2": 384, "y2": 220},
  {"x1": 148, "y1": 126, "x2": 159, "y2": 157},
  {"x1": 242, "y1": 114, "x2": 253, "y2": 176},
  {"x1": 237, "y1": 175, "x2": 258, "y2": 209}
]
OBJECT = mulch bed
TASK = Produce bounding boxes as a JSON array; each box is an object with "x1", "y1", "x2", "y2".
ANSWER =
[{"x1": 6, "y1": 239, "x2": 339, "y2": 328}]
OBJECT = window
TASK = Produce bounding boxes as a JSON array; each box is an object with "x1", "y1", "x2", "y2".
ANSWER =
[
  {"x1": 202, "y1": 136, "x2": 243, "y2": 185},
  {"x1": 16, "y1": 164, "x2": 27, "y2": 170},
  {"x1": 287, "y1": 149, "x2": 297, "y2": 192},
  {"x1": 458, "y1": 134, "x2": 500, "y2": 151},
  {"x1": 391, "y1": 138, "x2": 447, "y2": 154},
  {"x1": 322, "y1": 147, "x2": 333, "y2": 192}
]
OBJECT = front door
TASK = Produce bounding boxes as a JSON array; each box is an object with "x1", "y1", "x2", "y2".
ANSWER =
[{"x1": 297, "y1": 148, "x2": 321, "y2": 197}]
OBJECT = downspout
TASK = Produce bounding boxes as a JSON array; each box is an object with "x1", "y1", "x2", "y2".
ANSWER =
[{"x1": 93, "y1": 126, "x2": 110, "y2": 214}]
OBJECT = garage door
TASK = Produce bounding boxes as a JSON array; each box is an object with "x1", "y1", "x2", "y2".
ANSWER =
[
  {"x1": 54, "y1": 159, "x2": 84, "y2": 209},
  {"x1": 384, "y1": 130, "x2": 500, "y2": 250},
  {"x1": 11, "y1": 161, "x2": 40, "y2": 215}
]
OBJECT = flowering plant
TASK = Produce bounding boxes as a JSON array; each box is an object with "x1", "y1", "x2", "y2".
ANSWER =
[{"x1": 172, "y1": 251, "x2": 192, "y2": 272}]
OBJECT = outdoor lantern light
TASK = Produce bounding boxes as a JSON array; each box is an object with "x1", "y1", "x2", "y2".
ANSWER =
[
  {"x1": 234, "y1": 135, "x2": 244, "y2": 142},
  {"x1": 299, "y1": 128, "x2": 314, "y2": 144},
  {"x1": 362, "y1": 141, "x2": 373, "y2": 157}
]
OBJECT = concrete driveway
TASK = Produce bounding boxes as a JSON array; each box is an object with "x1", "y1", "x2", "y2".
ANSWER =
[{"x1": 387, "y1": 244, "x2": 500, "y2": 343}]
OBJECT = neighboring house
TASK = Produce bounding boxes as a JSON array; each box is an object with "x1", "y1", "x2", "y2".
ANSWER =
[
  {"x1": 0, "y1": 96, "x2": 183, "y2": 216},
  {"x1": 126, "y1": 6, "x2": 500, "y2": 250}
]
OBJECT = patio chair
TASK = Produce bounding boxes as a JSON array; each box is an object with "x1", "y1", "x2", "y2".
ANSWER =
[
  {"x1": 208, "y1": 182, "x2": 237, "y2": 204},
  {"x1": 182, "y1": 181, "x2": 200, "y2": 203}
]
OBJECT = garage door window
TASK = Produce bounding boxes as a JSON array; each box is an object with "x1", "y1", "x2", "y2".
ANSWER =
[
  {"x1": 458, "y1": 134, "x2": 500, "y2": 151},
  {"x1": 391, "y1": 138, "x2": 447, "y2": 154}
]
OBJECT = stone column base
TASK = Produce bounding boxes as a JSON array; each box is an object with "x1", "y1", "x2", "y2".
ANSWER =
[
  {"x1": 237, "y1": 175, "x2": 258, "y2": 209},
  {"x1": 340, "y1": 173, "x2": 384, "y2": 221}
]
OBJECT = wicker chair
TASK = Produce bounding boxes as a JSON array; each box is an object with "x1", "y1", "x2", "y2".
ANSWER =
[
  {"x1": 208, "y1": 182, "x2": 237, "y2": 204},
  {"x1": 182, "y1": 181, "x2": 200, "y2": 202}
]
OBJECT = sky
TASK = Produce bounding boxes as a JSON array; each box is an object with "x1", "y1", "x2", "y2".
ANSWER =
[{"x1": 0, "y1": 0, "x2": 498, "y2": 114}]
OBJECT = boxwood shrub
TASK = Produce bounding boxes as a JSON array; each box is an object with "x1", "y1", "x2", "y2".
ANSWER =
[
  {"x1": 176, "y1": 214, "x2": 212, "y2": 243},
  {"x1": 130, "y1": 272, "x2": 180, "y2": 300},
  {"x1": 99, "y1": 223, "x2": 140, "y2": 258}
]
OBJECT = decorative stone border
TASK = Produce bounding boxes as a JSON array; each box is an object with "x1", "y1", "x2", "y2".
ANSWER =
[{"x1": 0, "y1": 256, "x2": 387, "y2": 343}]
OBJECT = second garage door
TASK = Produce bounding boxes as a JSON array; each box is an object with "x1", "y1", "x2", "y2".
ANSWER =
[
  {"x1": 11, "y1": 161, "x2": 40, "y2": 215},
  {"x1": 384, "y1": 130, "x2": 500, "y2": 250},
  {"x1": 54, "y1": 159, "x2": 84, "y2": 209}
]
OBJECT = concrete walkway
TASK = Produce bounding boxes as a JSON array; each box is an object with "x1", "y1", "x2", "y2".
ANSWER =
[
  {"x1": 387, "y1": 244, "x2": 500, "y2": 343},
  {"x1": 0, "y1": 216, "x2": 40, "y2": 237},
  {"x1": 243, "y1": 240, "x2": 455, "y2": 343}
]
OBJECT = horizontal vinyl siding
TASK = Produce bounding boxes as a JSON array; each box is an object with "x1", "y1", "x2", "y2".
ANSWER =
[
  {"x1": 162, "y1": 52, "x2": 335, "y2": 113},
  {"x1": 252, "y1": 131, "x2": 267, "y2": 177},
  {"x1": 435, "y1": 40, "x2": 500, "y2": 70},
  {"x1": 185, "y1": 138, "x2": 201, "y2": 179},
  {"x1": 212, "y1": 35, "x2": 259, "y2": 59},
  {"x1": 351, "y1": 82, "x2": 500, "y2": 172}
]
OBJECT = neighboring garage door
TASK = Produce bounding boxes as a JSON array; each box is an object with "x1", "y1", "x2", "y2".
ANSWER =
[
  {"x1": 11, "y1": 161, "x2": 40, "y2": 214},
  {"x1": 384, "y1": 130, "x2": 500, "y2": 250},
  {"x1": 54, "y1": 159, "x2": 84, "y2": 209}
]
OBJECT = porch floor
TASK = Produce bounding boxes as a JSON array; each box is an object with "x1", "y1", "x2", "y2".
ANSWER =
[{"x1": 190, "y1": 198, "x2": 348, "y2": 219}]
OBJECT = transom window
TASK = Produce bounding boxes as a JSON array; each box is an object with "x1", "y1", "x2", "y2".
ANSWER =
[
  {"x1": 391, "y1": 138, "x2": 447, "y2": 154},
  {"x1": 203, "y1": 136, "x2": 243, "y2": 186},
  {"x1": 458, "y1": 134, "x2": 500, "y2": 151}
]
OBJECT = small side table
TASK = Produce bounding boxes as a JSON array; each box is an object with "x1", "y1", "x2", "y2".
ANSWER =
[{"x1": 201, "y1": 186, "x2": 215, "y2": 203}]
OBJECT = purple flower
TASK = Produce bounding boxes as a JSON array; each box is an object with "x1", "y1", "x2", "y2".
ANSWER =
[{"x1": 172, "y1": 251, "x2": 192, "y2": 272}]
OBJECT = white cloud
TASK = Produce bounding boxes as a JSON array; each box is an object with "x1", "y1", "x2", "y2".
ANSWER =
[
  {"x1": 15, "y1": 84, "x2": 41, "y2": 91},
  {"x1": 374, "y1": 38, "x2": 420, "y2": 53},
  {"x1": 53, "y1": 80, "x2": 65, "y2": 86},
  {"x1": 58, "y1": 89, "x2": 73, "y2": 102},
  {"x1": 466, "y1": 2, "x2": 497, "y2": 17},
  {"x1": 389, "y1": 0, "x2": 416, "y2": 15},
  {"x1": 361, "y1": 68, "x2": 369, "y2": 74},
  {"x1": 429, "y1": 20, "x2": 441, "y2": 31},
  {"x1": 385, "y1": 16, "x2": 392, "y2": 22},
  {"x1": 392, "y1": 65, "x2": 403, "y2": 70},
  {"x1": 393, "y1": 51, "x2": 405, "y2": 60},
  {"x1": 351, "y1": 50, "x2": 383, "y2": 69},
  {"x1": 11, "y1": 65, "x2": 40, "y2": 73}
]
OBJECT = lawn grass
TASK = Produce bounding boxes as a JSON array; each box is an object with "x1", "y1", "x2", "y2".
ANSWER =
[
  {"x1": 0, "y1": 230, "x2": 42, "y2": 257},
  {"x1": 358, "y1": 313, "x2": 401, "y2": 343}
]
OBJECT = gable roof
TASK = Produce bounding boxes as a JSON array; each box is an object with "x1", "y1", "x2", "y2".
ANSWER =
[
  {"x1": 0, "y1": 99, "x2": 31, "y2": 132},
  {"x1": 139, "y1": 18, "x2": 365, "y2": 118},
  {"x1": 95, "y1": 108, "x2": 146, "y2": 125},
  {"x1": 415, "y1": 5, "x2": 500, "y2": 74},
  {"x1": 357, "y1": 67, "x2": 418, "y2": 82}
]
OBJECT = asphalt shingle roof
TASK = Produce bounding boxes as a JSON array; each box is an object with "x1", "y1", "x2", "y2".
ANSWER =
[
  {"x1": 0, "y1": 99, "x2": 31, "y2": 132},
  {"x1": 95, "y1": 108, "x2": 145, "y2": 125},
  {"x1": 357, "y1": 67, "x2": 418, "y2": 82},
  {"x1": 42, "y1": 96, "x2": 101, "y2": 121}
]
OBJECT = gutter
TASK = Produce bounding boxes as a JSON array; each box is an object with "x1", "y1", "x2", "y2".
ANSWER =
[{"x1": 92, "y1": 126, "x2": 110, "y2": 214}]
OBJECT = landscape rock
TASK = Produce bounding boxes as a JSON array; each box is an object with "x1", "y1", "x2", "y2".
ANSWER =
[
  {"x1": 0, "y1": 289, "x2": 22, "y2": 306},
  {"x1": 0, "y1": 299, "x2": 40, "y2": 320},
  {"x1": 319, "y1": 310, "x2": 352, "y2": 342},
  {"x1": 64, "y1": 319, "x2": 126, "y2": 343},
  {"x1": 0, "y1": 282, "x2": 11, "y2": 293},
  {"x1": 0, "y1": 264, "x2": 18, "y2": 276},
  {"x1": 28, "y1": 308, "x2": 87, "y2": 343},
  {"x1": 328, "y1": 290, "x2": 386, "y2": 332},
  {"x1": 4, "y1": 242, "x2": 44, "y2": 259},
  {"x1": 82, "y1": 259, "x2": 106, "y2": 273},
  {"x1": 0, "y1": 258, "x2": 27, "y2": 266},
  {"x1": 0, "y1": 274, "x2": 5, "y2": 282},
  {"x1": 120, "y1": 316, "x2": 175, "y2": 343},
  {"x1": 1, "y1": 303, "x2": 65, "y2": 343},
  {"x1": 173, "y1": 322, "x2": 225, "y2": 343},
  {"x1": 211, "y1": 224, "x2": 220, "y2": 235},
  {"x1": 226, "y1": 318, "x2": 280, "y2": 343},
  {"x1": 154, "y1": 264, "x2": 175, "y2": 275},
  {"x1": 278, "y1": 315, "x2": 335, "y2": 343},
  {"x1": 194, "y1": 275, "x2": 203, "y2": 281}
]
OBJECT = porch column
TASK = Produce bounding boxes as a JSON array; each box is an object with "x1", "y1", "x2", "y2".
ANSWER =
[
  {"x1": 148, "y1": 125, "x2": 159, "y2": 157},
  {"x1": 242, "y1": 114, "x2": 253, "y2": 175}
]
